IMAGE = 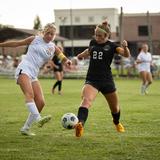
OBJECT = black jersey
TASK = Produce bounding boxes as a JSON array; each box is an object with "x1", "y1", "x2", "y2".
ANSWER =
[
  {"x1": 86, "y1": 39, "x2": 119, "y2": 81},
  {"x1": 52, "y1": 55, "x2": 63, "y2": 72}
]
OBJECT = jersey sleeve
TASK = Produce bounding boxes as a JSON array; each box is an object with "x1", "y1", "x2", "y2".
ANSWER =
[
  {"x1": 88, "y1": 39, "x2": 95, "y2": 52},
  {"x1": 113, "y1": 43, "x2": 120, "y2": 54},
  {"x1": 137, "y1": 53, "x2": 142, "y2": 60}
]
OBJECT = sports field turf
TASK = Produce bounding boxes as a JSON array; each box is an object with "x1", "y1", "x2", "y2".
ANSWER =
[{"x1": 0, "y1": 76, "x2": 160, "y2": 160}]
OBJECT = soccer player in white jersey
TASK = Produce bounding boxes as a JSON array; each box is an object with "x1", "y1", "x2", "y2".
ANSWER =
[
  {"x1": 0, "y1": 23, "x2": 72, "y2": 136},
  {"x1": 136, "y1": 44, "x2": 153, "y2": 95}
]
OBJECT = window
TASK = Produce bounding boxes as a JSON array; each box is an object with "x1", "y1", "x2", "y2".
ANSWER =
[
  {"x1": 88, "y1": 16, "x2": 94, "y2": 22},
  {"x1": 75, "y1": 17, "x2": 80, "y2": 23},
  {"x1": 60, "y1": 25, "x2": 96, "y2": 39},
  {"x1": 138, "y1": 25, "x2": 152, "y2": 36}
]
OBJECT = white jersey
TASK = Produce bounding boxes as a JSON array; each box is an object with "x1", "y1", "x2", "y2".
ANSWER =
[
  {"x1": 137, "y1": 51, "x2": 152, "y2": 72},
  {"x1": 15, "y1": 36, "x2": 56, "y2": 80}
]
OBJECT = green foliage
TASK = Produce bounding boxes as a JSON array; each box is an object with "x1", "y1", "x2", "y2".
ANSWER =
[
  {"x1": 0, "y1": 77, "x2": 160, "y2": 160},
  {"x1": 0, "y1": 24, "x2": 3, "y2": 29},
  {"x1": 0, "y1": 24, "x2": 9, "y2": 29}
]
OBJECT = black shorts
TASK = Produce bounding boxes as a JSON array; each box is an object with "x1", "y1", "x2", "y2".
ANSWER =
[
  {"x1": 85, "y1": 79, "x2": 116, "y2": 94},
  {"x1": 54, "y1": 66, "x2": 63, "y2": 72}
]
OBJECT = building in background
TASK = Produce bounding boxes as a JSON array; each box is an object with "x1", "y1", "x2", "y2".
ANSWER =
[
  {"x1": 54, "y1": 8, "x2": 160, "y2": 57},
  {"x1": 0, "y1": 27, "x2": 66, "y2": 57},
  {"x1": 54, "y1": 8, "x2": 119, "y2": 56},
  {"x1": 1, "y1": 9, "x2": 160, "y2": 58},
  {"x1": 123, "y1": 13, "x2": 160, "y2": 56}
]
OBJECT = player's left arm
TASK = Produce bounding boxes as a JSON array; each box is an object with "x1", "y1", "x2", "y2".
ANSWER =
[
  {"x1": 55, "y1": 45, "x2": 72, "y2": 66},
  {"x1": 116, "y1": 40, "x2": 130, "y2": 58}
]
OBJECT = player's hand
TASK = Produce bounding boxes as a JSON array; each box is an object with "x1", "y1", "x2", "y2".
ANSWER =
[
  {"x1": 122, "y1": 40, "x2": 128, "y2": 48},
  {"x1": 77, "y1": 54, "x2": 83, "y2": 60},
  {"x1": 65, "y1": 59, "x2": 72, "y2": 67}
]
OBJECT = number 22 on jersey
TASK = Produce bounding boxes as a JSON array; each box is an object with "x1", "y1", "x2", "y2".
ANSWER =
[{"x1": 92, "y1": 51, "x2": 103, "y2": 60}]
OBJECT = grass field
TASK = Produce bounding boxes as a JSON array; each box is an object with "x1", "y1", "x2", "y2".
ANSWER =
[{"x1": 0, "y1": 76, "x2": 160, "y2": 160}]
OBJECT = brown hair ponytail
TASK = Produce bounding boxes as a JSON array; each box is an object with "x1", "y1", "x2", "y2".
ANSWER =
[{"x1": 95, "y1": 20, "x2": 111, "y2": 37}]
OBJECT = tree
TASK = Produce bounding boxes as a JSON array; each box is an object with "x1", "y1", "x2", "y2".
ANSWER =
[
  {"x1": 0, "y1": 24, "x2": 8, "y2": 29},
  {"x1": 33, "y1": 15, "x2": 42, "y2": 30}
]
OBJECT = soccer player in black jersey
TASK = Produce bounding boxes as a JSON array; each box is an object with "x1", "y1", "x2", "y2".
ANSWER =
[
  {"x1": 51, "y1": 47, "x2": 64, "y2": 95},
  {"x1": 74, "y1": 21, "x2": 130, "y2": 137}
]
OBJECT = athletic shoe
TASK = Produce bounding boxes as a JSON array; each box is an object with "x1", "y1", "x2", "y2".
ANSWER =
[
  {"x1": 58, "y1": 91, "x2": 62, "y2": 95},
  {"x1": 37, "y1": 115, "x2": 52, "y2": 128},
  {"x1": 115, "y1": 123, "x2": 125, "y2": 133},
  {"x1": 20, "y1": 128, "x2": 36, "y2": 136},
  {"x1": 75, "y1": 122, "x2": 84, "y2": 137},
  {"x1": 52, "y1": 88, "x2": 55, "y2": 94},
  {"x1": 144, "y1": 89, "x2": 148, "y2": 95},
  {"x1": 141, "y1": 85, "x2": 145, "y2": 95}
]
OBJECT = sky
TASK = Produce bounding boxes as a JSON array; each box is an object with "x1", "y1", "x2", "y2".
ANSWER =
[{"x1": 0, "y1": 0, "x2": 160, "y2": 29}]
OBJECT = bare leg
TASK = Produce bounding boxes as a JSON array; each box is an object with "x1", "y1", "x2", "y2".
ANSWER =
[
  {"x1": 103, "y1": 91, "x2": 125, "y2": 132},
  {"x1": 75, "y1": 84, "x2": 98, "y2": 137},
  {"x1": 32, "y1": 80, "x2": 45, "y2": 113},
  {"x1": 139, "y1": 71, "x2": 147, "y2": 95}
]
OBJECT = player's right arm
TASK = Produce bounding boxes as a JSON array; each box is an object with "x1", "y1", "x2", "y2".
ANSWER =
[
  {"x1": 77, "y1": 48, "x2": 90, "y2": 60},
  {"x1": 0, "y1": 36, "x2": 35, "y2": 47}
]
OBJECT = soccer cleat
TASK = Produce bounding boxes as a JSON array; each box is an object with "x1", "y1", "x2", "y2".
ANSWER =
[
  {"x1": 20, "y1": 128, "x2": 36, "y2": 136},
  {"x1": 115, "y1": 123, "x2": 125, "y2": 133},
  {"x1": 75, "y1": 122, "x2": 84, "y2": 137},
  {"x1": 58, "y1": 91, "x2": 62, "y2": 95},
  {"x1": 52, "y1": 88, "x2": 55, "y2": 94},
  {"x1": 144, "y1": 89, "x2": 148, "y2": 95},
  {"x1": 37, "y1": 115, "x2": 52, "y2": 127}
]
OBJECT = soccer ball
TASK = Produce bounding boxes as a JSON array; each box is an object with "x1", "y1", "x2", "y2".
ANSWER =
[{"x1": 61, "y1": 113, "x2": 78, "y2": 129}]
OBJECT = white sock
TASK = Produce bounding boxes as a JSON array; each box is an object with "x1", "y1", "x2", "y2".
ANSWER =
[
  {"x1": 141, "y1": 85, "x2": 145, "y2": 94},
  {"x1": 21, "y1": 102, "x2": 41, "y2": 130},
  {"x1": 145, "y1": 83, "x2": 149, "y2": 89},
  {"x1": 22, "y1": 113, "x2": 35, "y2": 130},
  {"x1": 25, "y1": 102, "x2": 41, "y2": 121}
]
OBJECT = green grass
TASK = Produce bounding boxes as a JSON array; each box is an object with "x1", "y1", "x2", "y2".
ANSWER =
[{"x1": 0, "y1": 76, "x2": 160, "y2": 160}]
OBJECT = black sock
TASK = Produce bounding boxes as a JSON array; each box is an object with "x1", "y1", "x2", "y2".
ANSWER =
[
  {"x1": 112, "y1": 111, "x2": 120, "y2": 125},
  {"x1": 77, "y1": 107, "x2": 88, "y2": 126},
  {"x1": 53, "y1": 81, "x2": 59, "y2": 89},
  {"x1": 58, "y1": 81, "x2": 62, "y2": 91}
]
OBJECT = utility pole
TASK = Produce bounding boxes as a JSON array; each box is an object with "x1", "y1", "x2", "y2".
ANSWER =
[
  {"x1": 119, "y1": 7, "x2": 124, "y2": 45},
  {"x1": 70, "y1": 0, "x2": 74, "y2": 57},
  {"x1": 147, "y1": 11, "x2": 153, "y2": 54},
  {"x1": 119, "y1": 7, "x2": 124, "y2": 75}
]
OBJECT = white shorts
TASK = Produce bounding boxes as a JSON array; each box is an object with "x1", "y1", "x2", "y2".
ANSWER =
[
  {"x1": 138, "y1": 67, "x2": 150, "y2": 73},
  {"x1": 15, "y1": 67, "x2": 38, "y2": 83},
  {"x1": 137, "y1": 63, "x2": 151, "y2": 73}
]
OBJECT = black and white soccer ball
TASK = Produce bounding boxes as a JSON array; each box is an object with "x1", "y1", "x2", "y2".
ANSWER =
[{"x1": 61, "y1": 113, "x2": 78, "y2": 129}]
